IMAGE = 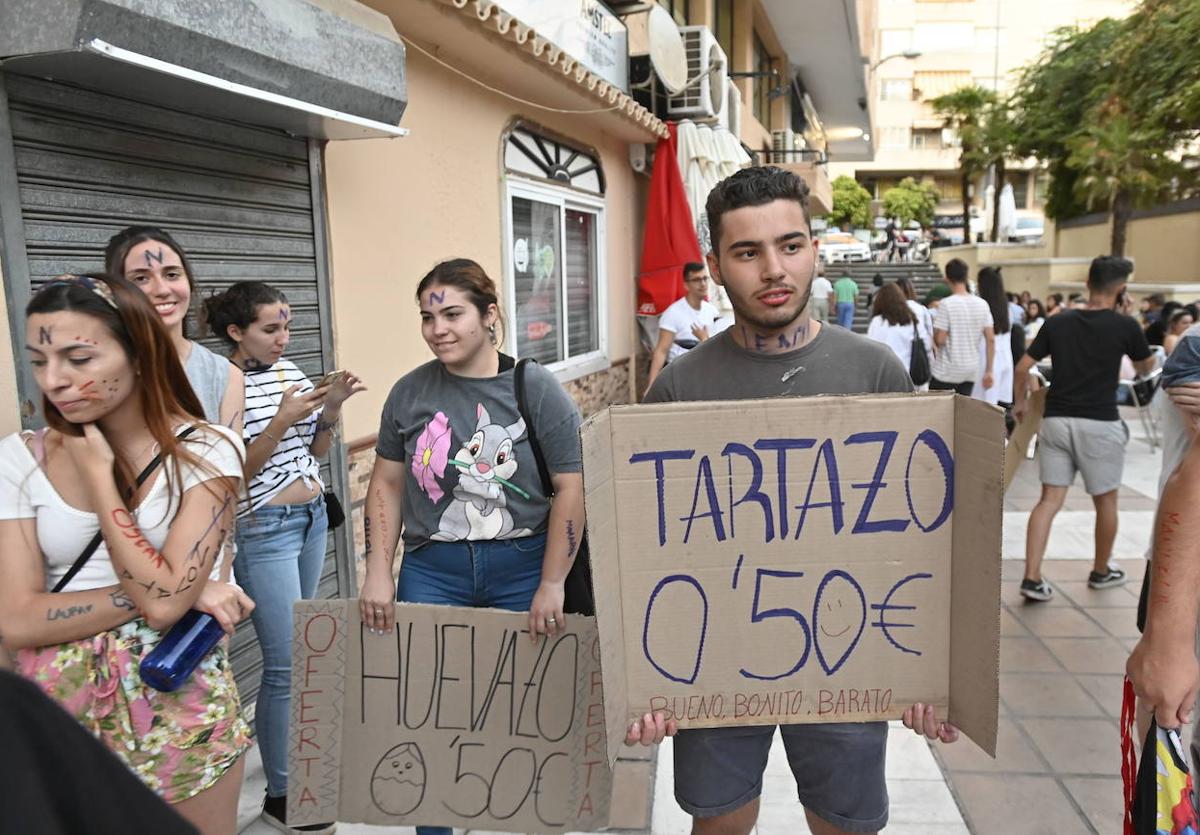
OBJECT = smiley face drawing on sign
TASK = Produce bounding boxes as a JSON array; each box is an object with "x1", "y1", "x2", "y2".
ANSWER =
[{"x1": 370, "y1": 742, "x2": 427, "y2": 816}]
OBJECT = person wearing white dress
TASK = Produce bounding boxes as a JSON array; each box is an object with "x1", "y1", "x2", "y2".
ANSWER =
[
  {"x1": 973, "y1": 266, "x2": 1014, "y2": 406},
  {"x1": 867, "y1": 282, "x2": 931, "y2": 389}
]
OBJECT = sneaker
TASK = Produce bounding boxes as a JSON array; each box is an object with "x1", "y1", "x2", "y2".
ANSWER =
[
  {"x1": 262, "y1": 794, "x2": 337, "y2": 834},
  {"x1": 1020, "y1": 578, "x2": 1053, "y2": 602},
  {"x1": 1088, "y1": 565, "x2": 1127, "y2": 589}
]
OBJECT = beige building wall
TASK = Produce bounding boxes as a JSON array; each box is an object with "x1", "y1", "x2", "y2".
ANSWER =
[
  {"x1": 324, "y1": 46, "x2": 642, "y2": 444},
  {"x1": 1055, "y1": 209, "x2": 1200, "y2": 292}
]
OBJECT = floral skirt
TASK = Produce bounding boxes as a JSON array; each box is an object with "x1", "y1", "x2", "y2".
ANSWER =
[{"x1": 15, "y1": 618, "x2": 251, "y2": 803}]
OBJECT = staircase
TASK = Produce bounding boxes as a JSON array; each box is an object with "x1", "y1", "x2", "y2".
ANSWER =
[{"x1": 827, "y1": 262, "x2": 945, "y2": 333}]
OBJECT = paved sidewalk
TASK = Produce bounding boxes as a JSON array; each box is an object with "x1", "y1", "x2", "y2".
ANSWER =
[{"x1": 933, "y1": 406, "x2": 1163, "y2": 835}]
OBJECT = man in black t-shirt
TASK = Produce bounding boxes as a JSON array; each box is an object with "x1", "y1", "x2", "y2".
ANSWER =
[{"x1": 1012, "y1": 257, "x2": 1155, "y2": 601}]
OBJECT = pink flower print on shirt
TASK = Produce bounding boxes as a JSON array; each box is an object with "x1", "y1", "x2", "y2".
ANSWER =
[{"x1": 411, "y1": 411, "x2": 452, "y2": 503}]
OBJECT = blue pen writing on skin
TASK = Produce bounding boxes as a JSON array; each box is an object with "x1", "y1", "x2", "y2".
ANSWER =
[{"x1": 429, "y1": 290, "x2": 445, "y2": 305}]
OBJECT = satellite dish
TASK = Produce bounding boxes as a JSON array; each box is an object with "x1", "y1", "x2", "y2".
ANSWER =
[{"x1": 624, "y1": 4, "x2": 688, "y2": 95}]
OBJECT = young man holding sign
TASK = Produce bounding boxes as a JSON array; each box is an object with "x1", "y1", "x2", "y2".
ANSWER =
[{"x1": 640, "y1": 166, "x2": 959, "y2": 835}]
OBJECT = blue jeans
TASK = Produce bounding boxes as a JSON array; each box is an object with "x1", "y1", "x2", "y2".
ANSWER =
[
  {"x1": 397, "y1": 531, "x2": 547, "y2": 835},
  {"x1": 836, "y1": 301, "x2": 855, "y2": 329},
  {"x1": 234, "y1": 495, "x2": 329, "y2": 798}
]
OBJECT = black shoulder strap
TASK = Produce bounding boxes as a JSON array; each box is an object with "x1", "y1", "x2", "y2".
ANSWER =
[
  {"x1": 52, "y1": 426, "x2": 198, "y2": 593},
  {"x1": 514, "y1": 359, "x2": 554, "y2": 498}
]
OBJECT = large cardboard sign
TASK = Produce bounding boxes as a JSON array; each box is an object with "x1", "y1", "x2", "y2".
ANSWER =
[
  {"x1": 581, "y1": 393, "x2": 1003, "y2": 762},
  {"x1": 287, "y1": 601, "x2": 612, "y2": 832}
]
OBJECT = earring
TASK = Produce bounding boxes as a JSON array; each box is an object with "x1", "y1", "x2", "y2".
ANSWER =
[{"x1": 487, "y1": 323, "x2": 497, "y2": 346}]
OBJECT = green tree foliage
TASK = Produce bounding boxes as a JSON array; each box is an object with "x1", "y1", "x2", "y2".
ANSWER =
[
  {"x1": 930, "y1": 85, "x2": 998, "y2": 241},
  {"x1": 1011, "y1": 20, "x2": 1124, "y2": 219},
  {"x1": 1010, "y1": 4, "x2": 1199, "y2": 254},
  {"x1": 828, "y1": 175, "x2": 873, "y2": 229},
  {"x1": 881, "y1": 177, "x2": 939, "y2": 227}
]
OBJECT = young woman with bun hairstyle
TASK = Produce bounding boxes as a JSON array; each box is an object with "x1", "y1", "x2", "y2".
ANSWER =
[
  {"x1": 105, "y1": 226, "x2": 244, "y2": 432},
  {"x1": 0, "y1": 273, "x2": 251, "y2": 834},
  {"x1": 359, "y1": 258, "x2": 586, "y2": 835},
  {"x1": 202, "y1": 280, "x2": 363, "y2": 834}
]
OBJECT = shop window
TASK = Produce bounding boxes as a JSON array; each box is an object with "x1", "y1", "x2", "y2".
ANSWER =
[{"x1": 504, "y1": 126, "x2": 605, "y2": 374}]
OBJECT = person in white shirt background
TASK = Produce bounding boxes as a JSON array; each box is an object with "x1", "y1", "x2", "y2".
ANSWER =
[
  {"x1": 867, "y1": 281, "x2": 931, "y2": 389},
  {"x1": 930, "y1": 258, "x2": 995, "y2": 396},
  {"x1": 809, "y1": 262, "x2": 833, "y2": 324},
  {"x1": 645, "y1": 262, "x2": 720, "y2": 394},
  {"x1": 973, "y1": 266, "x2": 1015, "y2": 408}
]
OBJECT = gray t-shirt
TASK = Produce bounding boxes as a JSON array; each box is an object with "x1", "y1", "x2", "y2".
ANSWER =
[
  {"x1": 376, "y1": 358, "x2": 582, "y2": 550},
  {"x1": 184, "y1": 340, "x2": 230, "y2": 423},
  {"x1": 646, "y1": 322, "x2": 914, "y2": 403}
]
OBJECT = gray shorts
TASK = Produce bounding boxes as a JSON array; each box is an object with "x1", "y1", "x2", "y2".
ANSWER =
[
  {"x1": 1038, "y1": 416, "x2": 1129, "y2": 495},
  {"x1": 673, "y1": 722, "x2": 888, "y2": 831}
]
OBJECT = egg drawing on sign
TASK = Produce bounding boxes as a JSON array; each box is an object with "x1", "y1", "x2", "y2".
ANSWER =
[
  {"x1": 514, "y1": 237, "x2": 529, "y2": 273},
  {"x1": 370, "y1": 742, "x2": 427, "y2": 816}
]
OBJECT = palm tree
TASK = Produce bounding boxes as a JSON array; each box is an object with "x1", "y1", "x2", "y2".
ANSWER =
[
  {"x1": 1065, "y1": 99, "x2": 1177, "y2": 256},
  {"x1": 931, "y1": 86, "x2": 998, "y2": 244}
]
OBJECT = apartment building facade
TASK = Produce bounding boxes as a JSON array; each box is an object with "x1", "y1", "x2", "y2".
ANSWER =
[{"x1": 841, "y1": 0, "x2": 1134, "y2": 219}]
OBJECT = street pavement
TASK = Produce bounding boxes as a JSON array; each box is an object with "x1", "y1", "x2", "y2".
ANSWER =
[{"x1": 237, "y1": 405, "x2": 1162, "y2": 834}]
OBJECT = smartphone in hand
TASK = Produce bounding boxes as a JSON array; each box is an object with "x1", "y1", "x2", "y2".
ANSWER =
[{"x1": 315, "y1": 370, "x2": 344, "y2": 388}]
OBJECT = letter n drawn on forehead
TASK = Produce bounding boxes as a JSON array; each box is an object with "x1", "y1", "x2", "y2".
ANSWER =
[
  {"x1": 38, "y1": 326, "x2": 52, "y2": 345},
  {"x1": 144, "y1": 247, "x2": 165, "y2": 266},
  {"x1": 429, "y1": 290, "x2": 445, "y2": 305}
]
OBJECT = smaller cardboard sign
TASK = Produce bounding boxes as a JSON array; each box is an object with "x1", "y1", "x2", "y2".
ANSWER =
[
  {"x1": 288, "y1": 601, "x2": 612, "y2": 833},
  {"x1": 581, "y1": 393, "x2": 1003, "y2": 763}
]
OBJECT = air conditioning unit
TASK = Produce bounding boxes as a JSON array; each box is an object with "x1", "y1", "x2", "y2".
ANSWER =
[
  {"x1": 770, "y1": 128, "x2": 799, "y2": 164},
  {"x1": 723, "y1": 76, "x2": 742, "y2": 137},
  {"x1": 667, "y1": 26, "x2": 728, "y2": 121}
]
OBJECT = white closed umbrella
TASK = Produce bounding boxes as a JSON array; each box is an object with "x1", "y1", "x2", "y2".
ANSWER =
[{"x1": 998, "y1": 183, "x2": 1018, "y2": 242}]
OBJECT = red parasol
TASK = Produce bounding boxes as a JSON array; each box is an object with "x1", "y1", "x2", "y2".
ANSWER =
[{"x1": 637, "y1": 122, "x2": 702, "y2": 316}]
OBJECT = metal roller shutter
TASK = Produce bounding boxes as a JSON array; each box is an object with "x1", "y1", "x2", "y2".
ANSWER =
[{"x1": 2, "y1": 72, "x2": 349, "y2": 710}]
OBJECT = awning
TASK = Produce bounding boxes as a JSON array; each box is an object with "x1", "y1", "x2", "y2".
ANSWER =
[{"x1": 0, "y1": 0, "x2": 407, "y2": 140}]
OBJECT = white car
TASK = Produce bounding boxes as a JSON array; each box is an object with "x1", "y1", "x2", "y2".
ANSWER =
[
  {"x1": 818, "y1": 232, "x2": 871, "y2": 264},
  {"x1": 1009, "y1": 214, "x2": 1045, "y2": 244}
]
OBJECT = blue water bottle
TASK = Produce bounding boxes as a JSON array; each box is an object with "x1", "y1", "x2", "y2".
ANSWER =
[{"x1": 139, "y1": 609, "x2": 225, "y2": 692}]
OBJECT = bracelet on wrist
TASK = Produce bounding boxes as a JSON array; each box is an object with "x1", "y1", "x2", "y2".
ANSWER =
[{"x1": 262, "y1": 428, "x2": 279, "y2": 443}]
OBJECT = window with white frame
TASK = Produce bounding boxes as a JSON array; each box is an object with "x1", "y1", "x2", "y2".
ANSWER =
[
  {"x1": 504, "y1": 125, "x2": 605, "y2": 373},
  {"x1": 879, "y1": 126, "x2": 910, "y2": 148},
  {"x1": 880, "y1": 78, "x2": 913, "y2": 101}
]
